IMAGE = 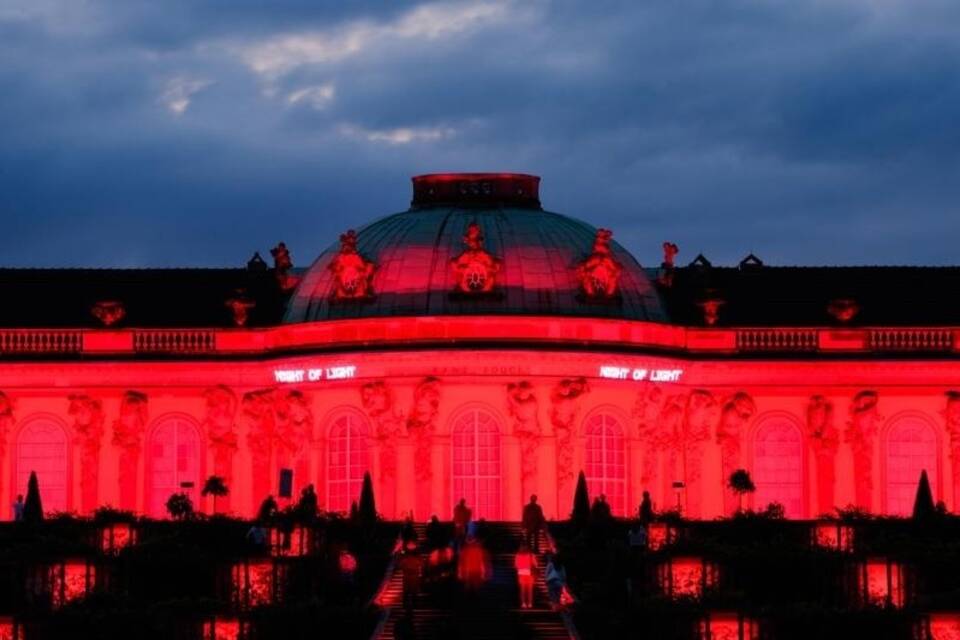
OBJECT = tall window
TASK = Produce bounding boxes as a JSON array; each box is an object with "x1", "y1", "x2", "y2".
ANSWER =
[
  {"x1": 146, "y1": 415, "x2": 203, "y2": 518},
  {"x1": 452, "y1": 408, "x2": 502, "y2": 520},
  {"x1": 753, "y1": 419, "x2": 805, "y2": 518},
  {"x1": 885, "y1": 416, "x2": 938, "y2": 516},
  {"x1": 15, "y1": 417, "x2": 69, "y2": 513},
  {"x1": 583, "y1": 412, "x2": 626, "y2": 515},
  {"x1": 326, "y1": 412, "x2": 370, "y2": 513}
]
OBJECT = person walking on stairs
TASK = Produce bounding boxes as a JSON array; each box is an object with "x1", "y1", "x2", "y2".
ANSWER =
[
  {"x1": 545, "y1": 555, "x2": 567, "y2": 609},
  {"x1": 522, "y1": 494, "x2": 546, "y2": 553},
  {"x1": 515, "y1": 542, "x2": 538, "y2": 609},
  {"x1": 453, "y1": 498, "x2": 472, "y2": 545},
  {"x1": 399, "y1": 542, "x2": 422, "y2": 613}
]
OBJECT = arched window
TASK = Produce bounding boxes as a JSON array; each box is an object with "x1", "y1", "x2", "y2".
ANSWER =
[
  {"x1": 885, "y1": 416, "x2": 939, "y2": 516},
  {"x1": 752, "y1": 419, "x2": 805, "y2": 518},
  {"x1": 451, "y1": 407, "x2": 502, "y2": 520},
  {"x1": 583, "y1": 412, "x2": 626, "y2": 515},
  {"x1": 15, "y1": 417, "x2": 69, "y2": 513},
  {"x1": 326, "y1": 411, "x2": 370, "y2": 514},
  {"x1": 146, "y1": 415, "x2": 203, "y2": 518}
]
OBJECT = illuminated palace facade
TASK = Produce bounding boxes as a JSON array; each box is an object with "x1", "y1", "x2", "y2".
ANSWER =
[{"x1": 1, "y1": 173, "x2": 958, "y2": 522}]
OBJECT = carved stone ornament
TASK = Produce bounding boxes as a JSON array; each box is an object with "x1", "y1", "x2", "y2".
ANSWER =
[
  {"x1": 943, "y1": 391, "x2": 960, "y2": 511},
  {"x1": 551, "y1": 377, "x2": 590, "y2": 489},
  {"x1": 113, "y1": 391, "x2": 148, "y2": 453},
  {"x1": 91, "y1": 300, "x2": 126, "y2": 327},
  {"x1": 697, "y1": 294, "x2": 725, "y2": 326},
  {"x1": 361, "y1": 381, "x2": 404, "y2": 483},
  {"x1": 271, "y1": 242, "x2": 299, "y2": 292},
  {"x1": 632, "y1": 384, "x2": 663, "y2": 494},
  {"x1": 243, "y1": 388, "x2": 278, "y2": 503},
  {"x1": 450, "y1": 222, "x2": 501, "y2": 294},
  {"x1": 0, "y1": 392, "x2": 12, "y2": 459},
  {"x1": 203, "y1": 385, "x2": 239, "y2": 504},
  {"x1": 113, "y1": 391, "x2": 149, "y2": 510},
  {"x1": 408, "y1": 377, "x2": 441, "y2": 483},
  {"x1": 507, "y1": 381, "x2": 541, "y2": 490},
  {"x1": 846, "y1": 390, "x2": 882, "y2": 511},
  {"x1": 577, "y1": 229, "x2": 623, "y2": 299},
  {"x1": 275, "y1": 389, "x2": 312, "y2": 497},
  {"x1": 225, "y1": 289, "x2": 256, "y2": 327},
  {"x1": 680, "y1": 389, "x2": 717, "y2": 518},
  {"x1": 827, "y1": 298, "x2": 860, "y2": 323},
  {"x1": 807, "y1": 395, "x2": 838, "y2": 514},
  {"x1": 69, "y1": 393, "x2": 105, "y2": 512},
  {"x1": 658, "y1": 242, "x2": 679, "y2": 287},
  {"x1": 204, "y1": 385, "x2": 239, "y2": 451},
  {"x1": 716, "y1": 392, "x2": 756, "y2": 515},
  {"x1": 329, "y1": 230, "x2": 376, "y2": 300}
]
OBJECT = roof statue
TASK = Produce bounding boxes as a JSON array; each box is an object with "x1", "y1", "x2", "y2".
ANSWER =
[
  {"x1": 328, "y1": 229, "x2": 376, "y2": 300},
  {"x1": 577, "y1": 229, "x2": 623, "y2": 299},
  {"x1": 451, "y1": 222, "x2": 501, "y2": 295}
]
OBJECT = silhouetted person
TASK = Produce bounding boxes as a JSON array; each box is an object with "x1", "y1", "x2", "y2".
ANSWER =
[
  {"x1": 401, "y1": 517, "x2": 418, "y2": 546},
  {"x1": 590, "y1": 494, "x2": 612, "y2": 523},
  {"x1": 453, "y1": 499, "x2": 472, "y2": 542},
  {"x1": 400, "y1": 543, "x2": 422, "y2": 612},
  {"x1": 11, "y1": 495, "x2": 23, "y2": 522},
  {"x1": 246, "y1": 523, "x2": 268, "y2": 551},
  {"x1": 628, "y1": 523, "x2": 648, "y2": 551},
  {"x1": 458, "y1": 536, "x2": 488, "y2": 593},
  {"x1": 522, "y1": 494, "x2": 546, "y2": 553},
  {"x1": 544, "y1": 555, "x2": 566, "y2": 607},
  {"x1": 639, "y1": 490, "x2": 654, "y2": 525},
  {"x1": 425, "y1": 515, "x2": 446, "y2": 550},
  {"x1": 515, "y1": 543, "x2": 538, "y2": 609},
  {"x1": 257, "y1": 495, "x2": 278, "y2": 522},
  {"x1": 297, "y1": 484, "x2": 318, "y2": 521}
]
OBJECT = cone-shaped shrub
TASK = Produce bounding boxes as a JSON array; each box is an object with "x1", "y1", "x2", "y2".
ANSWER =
[{"x1": 23, "y1": 471, "x2": 43, "y2": 524}]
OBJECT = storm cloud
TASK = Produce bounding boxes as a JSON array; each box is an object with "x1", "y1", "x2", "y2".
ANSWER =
[{"x1": 1, "y1": 0, "x2": 959, "y2": 267}]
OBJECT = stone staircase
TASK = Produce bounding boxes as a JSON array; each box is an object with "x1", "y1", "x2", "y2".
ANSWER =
[{"x1": 373, "y1": 523, "x2": 573, "y2": 639}]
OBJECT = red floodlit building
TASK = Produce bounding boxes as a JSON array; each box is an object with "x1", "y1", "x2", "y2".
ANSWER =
[{"x1": 0, "y1": 172, "x2": 959, "y2": 521}]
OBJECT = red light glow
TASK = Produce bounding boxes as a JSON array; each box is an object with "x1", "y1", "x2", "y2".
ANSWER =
[
  {"x1": 232, "y1": 560, "x2": 277, "y2": 609},
  {"x1": 100, "y1": 523, "x2": 135, "y2": 555},
  {"x1": 647, "y1": 522, "x2": 676, "y2": 551},
  {"x1": 0, "y1": 618, "x2": 17, "y2": 640},
  {"x1": 929, "y1": 613, "x2": 960, "y2": 640},
  {"x1": 700, "y1": 612, "x2": 758, "y2": 640},
  {"x1": 813, "y1": 522, "x2": 854, "y2": 551},
  {"x1": 660, "y1": 557, "x2": 717, "y2": 599},
  {"x1": 858, "y1": 558, "x2": 905, "y2": 608},
  {"x1": 51, "y1": 561, "x2": 95, "y2": 608},
  {"x1": 202, "y1": 618, "x2": 242, "y2": 640}
]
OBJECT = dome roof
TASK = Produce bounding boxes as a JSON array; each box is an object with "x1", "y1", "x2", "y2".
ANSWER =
[{"x1": 284, "y1": 174, "x2": 667, "y2": 324}]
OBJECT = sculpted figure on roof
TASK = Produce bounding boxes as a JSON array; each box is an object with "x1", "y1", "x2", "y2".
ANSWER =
[
  {"x1": 329, "y1": 229, "x2": 376, "y2": 299},
  {"x1": 451, "y1": 222, "x2": 501, "y2": 294},
  {"x1": 577, "y1": 228, "x2": 623, "y2": 298}
]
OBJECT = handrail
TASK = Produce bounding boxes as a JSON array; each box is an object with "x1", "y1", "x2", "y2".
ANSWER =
[{"x1": 0, "y1": 319, "x2": 958, "y2": 358}]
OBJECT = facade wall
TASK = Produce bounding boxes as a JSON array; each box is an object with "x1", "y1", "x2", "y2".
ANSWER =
[{"x1": 0, "y1": 350, "x2": 957, "y2": 521}]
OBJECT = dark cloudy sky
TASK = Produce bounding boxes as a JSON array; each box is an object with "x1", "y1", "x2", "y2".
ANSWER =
[{"x1": 2, "y1": 0, "x2": 959, "y2": 268}]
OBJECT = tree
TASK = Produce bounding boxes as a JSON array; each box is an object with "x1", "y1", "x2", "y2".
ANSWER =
[
  {"x1": 201, "y1": 475, "x2": 229, "y2": 515},
  {"x1": 572, "y1": 471, "x2": 590, "y2": 528},
  {"x1": 728, "y1": 469, "x2": 756, "y2": 513},
  {"x1": 166, "y1": 492, "x2": 194, "y2": 521},
  {"x1": 23, "y1": 471, "x2": 43, "y2": 524},
  {"x1": 357, "y1": 472, "x2": 377, "y2": 529},
  {"x1": 913, "y1": 469, "x2": 936, "y2": 521}
]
